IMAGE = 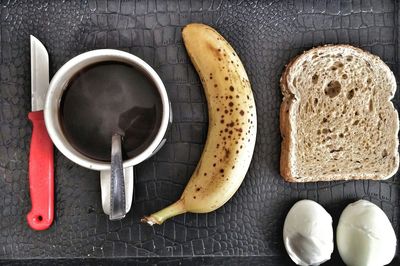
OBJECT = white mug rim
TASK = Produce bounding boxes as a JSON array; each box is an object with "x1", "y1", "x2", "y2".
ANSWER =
[{"x1": 44, "y1": 49, "x2": 170, "y2": 171}]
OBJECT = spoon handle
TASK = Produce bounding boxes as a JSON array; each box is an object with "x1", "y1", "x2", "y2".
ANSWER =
[{"x1": 110, "y1": 134, "x2": 126, "y2": 220}]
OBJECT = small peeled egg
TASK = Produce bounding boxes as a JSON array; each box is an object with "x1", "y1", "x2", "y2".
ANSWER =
[
  {"x1": 337, "y1": 200, "x2": 397, "y2": 266},
  {"x1": 283, "y1": 200, "x2": 334, "y2": 266}
]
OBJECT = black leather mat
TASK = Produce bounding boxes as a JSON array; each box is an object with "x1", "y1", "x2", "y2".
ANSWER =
[{"x1": 0, "y1": 0, "x2": 399, "y2": 264}]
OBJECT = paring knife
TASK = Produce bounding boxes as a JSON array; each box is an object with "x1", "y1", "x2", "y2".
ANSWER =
[{"x1": 27, "y1": 35, "x2": 54, "y2": 230}]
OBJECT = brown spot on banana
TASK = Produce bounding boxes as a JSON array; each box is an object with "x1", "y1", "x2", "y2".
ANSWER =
[
  {"x1": 207, "y1": 42, "x2": 222, "y2": 59},
  {"x1": 141, "y1": 23, "x2": 257, "y2": 225}
]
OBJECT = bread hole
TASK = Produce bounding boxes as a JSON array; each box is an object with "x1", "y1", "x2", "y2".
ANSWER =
[
  {"x1": 312, "y1": 54, "x2": 318, "y2": 59},
  {"x1": 312, "y1": 74, "x2": 319, "y2": 84},
  {"x1": 325, "y1": 81, "x2": 341, "y2": 98},
  {"x1": 332, "y1": 62, "x2": 344, "y2": 69},
  {"x1": 346, "y1": 89, "x2": 354, "y2": 100},
  {"x1": 355, "y1": 87, "x2": 359, "y2": 91},
  {"x1": 367, "y1": 78, "x2": 372, "y2": 84},
  {"x1": 339, "y1": 133, "x2": 344, "y2": 138},
  {"x1": 369, "y1": 99, "x2": 373, "y2": 112},
  {"x1": 322, "y1": 117, "x2": 328, "y2": 123},
  {"x1": 353, "y1": 120, "x2": 359, "y2": 125},
  {"x1": 346, "y1": 56, "x2": 353, "y2": 61},
  {"x1": 382, "y1": 149, "x2": 388, "y2": 158},
  {"x1": 322, "y1": 128, "x2": 329, "y2": 134},
  {"x1": 304, "y1": 102, "x2": 310, "y2": 113},
  {"x1": 314, "y1": 98, "x2": 318, "y2": 105},
  {"x1": 342, "y1": 74, "x2": 348, "y2": 79},
  {"x1": 355, "y1": 111, "x2": 359, "y2": 116},
  {"x1": 330, "y1": 147, "x2": 343, "y2": 153},
  {"x1": 317, "y1": 129, "x2": 321, "y2": 135}
]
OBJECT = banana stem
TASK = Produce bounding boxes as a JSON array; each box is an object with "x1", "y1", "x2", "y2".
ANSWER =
[{"x1": 141, "y1": 199, "x2": 186, "y2": 225}]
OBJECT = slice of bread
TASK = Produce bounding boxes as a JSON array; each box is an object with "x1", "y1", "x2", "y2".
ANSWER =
[{"x1": 280, "y1": 45, "x2": 399, "y2": 182}]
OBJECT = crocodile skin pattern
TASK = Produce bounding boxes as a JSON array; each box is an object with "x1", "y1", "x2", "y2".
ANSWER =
[{"x1": 0, "y1": 0, "x2": 399, "y2": 263}]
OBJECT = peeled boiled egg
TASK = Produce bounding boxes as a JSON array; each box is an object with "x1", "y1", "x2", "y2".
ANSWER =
[
  {"x1": 337, "y1": 199, "x2": 397, "y2": 266},
  {"x1": 283, "y1": 200, "x2": 334, "y2": 266}
]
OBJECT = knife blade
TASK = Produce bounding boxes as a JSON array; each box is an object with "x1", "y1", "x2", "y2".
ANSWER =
[{"x1": 27, "y1": 35, "x2": 54, "y2": 230}]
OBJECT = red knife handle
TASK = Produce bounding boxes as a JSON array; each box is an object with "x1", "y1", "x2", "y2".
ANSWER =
[{"x1": 27, "y1": 111, "x2": 54, "y2": 230}]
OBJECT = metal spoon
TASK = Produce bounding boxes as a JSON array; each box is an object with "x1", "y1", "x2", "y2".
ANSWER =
[{"x1": 109, "y1": 133, "x2": 126, "y2": 220}]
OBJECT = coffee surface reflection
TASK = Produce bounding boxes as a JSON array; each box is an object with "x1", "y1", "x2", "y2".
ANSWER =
[{"x1": 60, "y1": 61, "x2": 163, "y2": 162}]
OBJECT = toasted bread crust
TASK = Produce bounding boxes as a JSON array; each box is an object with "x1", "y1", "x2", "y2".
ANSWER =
[{"x1": 280, "y1": 53, "x2": 298, "y2": 182}]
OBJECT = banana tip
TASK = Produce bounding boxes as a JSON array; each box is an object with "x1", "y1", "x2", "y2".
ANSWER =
[{"x1": 140, "y1": 216, "x2": 158, "y2": 226}]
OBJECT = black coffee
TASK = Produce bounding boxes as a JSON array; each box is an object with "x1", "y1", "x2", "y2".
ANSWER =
[{"x1": 60, "y1": 61, "x2": 163, "y2": 162}]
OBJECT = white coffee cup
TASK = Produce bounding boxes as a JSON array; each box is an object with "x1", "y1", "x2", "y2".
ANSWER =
[{"x1": 44, "y1": 49, "x2": 171, "y2": 220}]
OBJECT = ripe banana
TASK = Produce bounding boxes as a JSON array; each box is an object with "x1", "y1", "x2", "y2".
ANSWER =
[{"x1": 142, "y1": 23, "x2": 257, "y2": 225}]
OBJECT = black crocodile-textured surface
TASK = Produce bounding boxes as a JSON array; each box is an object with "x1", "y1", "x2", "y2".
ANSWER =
[
  {"x1": 2, "y1": 257, "x2": 397, "y2": 266},
  {"x1": 0, "y1": 0, "x2": 399, "y2": 264}
]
